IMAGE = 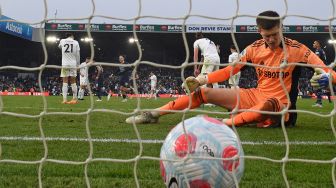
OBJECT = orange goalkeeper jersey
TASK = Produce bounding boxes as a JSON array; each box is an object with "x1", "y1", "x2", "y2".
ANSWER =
[{"x1": 208, "y1": 38, "x2": 336, "y2": 104}]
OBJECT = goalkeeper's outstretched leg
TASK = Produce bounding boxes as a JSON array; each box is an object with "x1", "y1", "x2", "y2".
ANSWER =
[
  {"x1": 125, "y1": 87, "x2": 213, "y2": 124},
  {"x1": 125, "y1": 87, "x2": 285, "y2": 127}
]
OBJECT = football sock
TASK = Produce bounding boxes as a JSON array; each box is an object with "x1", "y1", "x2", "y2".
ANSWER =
[
  {"x1": 71, "y1": 83, "x2": 77, "y2": 100},
  {"x1": 156, "y1": 88, "x2": 207, "y2": 116},
  {"x1": 78, "y1": 88, "x2": 84, "y2": 99},
  {"x1": 62, "y1": 83, "x2": 68, "y2": 102}
]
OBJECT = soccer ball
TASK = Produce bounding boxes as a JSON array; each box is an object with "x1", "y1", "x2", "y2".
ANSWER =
[{"x1": 160, "y1": 115, "x2": 244, "y2": 188}]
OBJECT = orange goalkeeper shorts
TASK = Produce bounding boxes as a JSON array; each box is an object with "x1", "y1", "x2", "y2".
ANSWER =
[{"x1": 237, "y1": 88, "x2": 288, "y2": 127}]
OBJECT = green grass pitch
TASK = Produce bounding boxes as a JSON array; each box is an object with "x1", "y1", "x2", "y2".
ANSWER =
[{"x1": 0, "y1": 96, "x2": 335, "y2": 187}]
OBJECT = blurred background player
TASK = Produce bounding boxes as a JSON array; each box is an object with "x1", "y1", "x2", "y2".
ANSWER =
[
  {"x1": 312, "y1": 40, "x2": 328, "y2": 107},
  {"x1": 78, "y1": 57, "x2": 94, "y2": 100},
  {"x1": 106, "y1": 74, "x2": 114, "y2": 101},
  {"x1": 58, "y1": 33, "x2": 80, "y2": 104},
  {"x1": 228, "y1": 45, "x2": 241, "y2": 89},
  {"x1": 148, "y1": 72, "x2": 157, "y2": 99},
  {"x1": 193, "y1": 32, "x2": 220, "y2": 89},
  {"x1": 193, "y1": 32, "x2": 220, "y2": 107},
  {"x1": 95, "y1": 64, "x2": 104, "y2": 102},
  {"x1": 117, "y1": 55, "x2": 133, "y2": 102},
  {"x1": 216, "y1": 44, "x2": 221, "y2": 55}
]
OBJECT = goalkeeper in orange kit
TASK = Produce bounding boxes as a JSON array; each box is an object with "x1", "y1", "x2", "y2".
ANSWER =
[{"x1": 126, "y1": 10, "x2": 336, "y2": 127}]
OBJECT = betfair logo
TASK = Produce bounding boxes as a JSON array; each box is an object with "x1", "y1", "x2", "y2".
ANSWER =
[{"x1": 258, "y1": 69, "x2": 290, "y2": 78}]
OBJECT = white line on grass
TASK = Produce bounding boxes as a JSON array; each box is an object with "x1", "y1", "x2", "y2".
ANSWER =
[
  {"x1": 0, "y1": 136, "x2": 335, "y2": 146},
  {"x1": 2, "y1": 106, "x2": 91, "y2": 110}
]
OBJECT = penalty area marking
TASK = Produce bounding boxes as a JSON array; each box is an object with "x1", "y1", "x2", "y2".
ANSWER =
[{"x1": 0, "y1": 136, "x2": 335, "y2": 146}]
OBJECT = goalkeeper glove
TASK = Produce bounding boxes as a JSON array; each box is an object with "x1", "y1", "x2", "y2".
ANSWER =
[
  {"x1": 182, "y1": 75, "x2": 208, "y2": 92},
  {"x1": 310, "y1": 68, "x2": 331, "y2": 90}
]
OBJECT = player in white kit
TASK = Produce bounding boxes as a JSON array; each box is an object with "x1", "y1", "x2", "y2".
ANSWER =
[
  {"x1": 148, "y1": 72, "x2": 157, "y2": 99},
  {"x1": 228, "y1": 45, "x2": 241, "y2": 89},
  {"x1": 193, "y1": 32, "x2": 220, "y2": 89},
  {"x1": 78, "y1": 57, "x2": 94, "y2": 100},
  {"x1": 58, "y1": 33, "x2": 80, "y2": 104}
]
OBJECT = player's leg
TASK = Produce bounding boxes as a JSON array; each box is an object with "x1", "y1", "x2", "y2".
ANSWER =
[
  {"x1": 234, "y1": 72, "x2": 241, "y2": 89},
  {"x1": 107, "y1": 89, "x2": 112, "y2": 101},
  {"x1": 120, "y1": 86, "x2": 129, "y2": 102},
  {"x1": 107, "y1": 83, "x2": 114, "y2": 101},
  {"x1": 78, "y1": 84, "x2": 85, "y2": 100},
  {"x1": 78, "y1": 76, "x2": 85, "y2": 100},
  {"x1": 96, "y1": 84, "x2": 102, "y2": 101},
  {"x1": 120, "y1": 81, "x2": 132, "y2": 102},
  {"x1": 69, "y1": 75, "x2": 78, "y2": 104},
  {"x1": 61, "y1": 68, "x2": 69, "y2": 103},
  {"x1": 228, "y1": 78, "x2": 234, "y2": 89},
  {"x1": 209, "y1": 56, "x2": 220, "y2": 89},
  {"x1": 228, "y1": 73, "x2": 240, "y2": 89},
  {"x1": 312, "y1": 89, "x2": 323, "y2": 107},
  {"x1": 148, "y1": 85, "x2": 155, "y2": 99},
  {"x1": 78, "y1": 85, "x2": 82, "y2": 99},
  {"x1": 154, "y1": 86, "x2": 158, "y2": 100},
  {"x1": 147, "y1": 88, "x2": 152, "y2": 99},
  {"x1": 200, "y1": 59, "x2": 214, "y2": 106},
  {"x1": 125, "y1": 87, "x2": 239, "y2": 124},
  {"x1": 200, "y1": 59, "x2": 211, "y2": 88},
  {"x1": 96, "y1": 77, "x2": 105, "y2": 101},
  {"x1": 222, "y1": 89, "x2": 286, "y2": 127},
  {"x1": 119, "y1": 78, "x2": 127, "y2": 102},
  {"x1": 151, "y1": 87, "x2": 155, "y2": 99}
]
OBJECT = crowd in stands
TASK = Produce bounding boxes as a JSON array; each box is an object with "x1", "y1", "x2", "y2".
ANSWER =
[{"x1": 0, "y1": 64, "x2": 318, "y2": 98}]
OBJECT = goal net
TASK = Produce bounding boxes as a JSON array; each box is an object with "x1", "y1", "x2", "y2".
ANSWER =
[{"x1": 0, "y1": 0, "x2": 335, "y2": 187}]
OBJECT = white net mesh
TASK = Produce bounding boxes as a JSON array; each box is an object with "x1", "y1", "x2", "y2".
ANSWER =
[{"x1": 0, "y1": 0, "x2": 336, "y2": 187}]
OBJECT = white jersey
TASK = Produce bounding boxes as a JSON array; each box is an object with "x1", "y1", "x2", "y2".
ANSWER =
[
  {"x1": 150, "y1": 75, "x2": 157, "y2": 86},
  {"x1": 58, "y1": 37, "x2": 80, "y2": 68},
  {"x1": 79, "y1": 62, "x2": 89, "y2": 78},
  {"x1": 228, "y1": 52, "x2": 239, "y2": 63},
  {"x1": 193, "y1": 38, "x2": 218, "y2": 58}
]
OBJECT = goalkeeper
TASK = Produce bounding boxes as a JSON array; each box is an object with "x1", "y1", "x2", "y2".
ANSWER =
[{"x1": 126, "y1": 10, "x2": 336, "y2": 127}]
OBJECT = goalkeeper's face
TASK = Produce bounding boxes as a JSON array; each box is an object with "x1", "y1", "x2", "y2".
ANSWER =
[{"x1": 259, "y1": 25, "x2": 281, "y2": 50}]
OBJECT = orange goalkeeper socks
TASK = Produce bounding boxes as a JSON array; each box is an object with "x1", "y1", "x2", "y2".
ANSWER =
[{"x1": 157, "y1": 89, "x2": 207, "y2": 115}]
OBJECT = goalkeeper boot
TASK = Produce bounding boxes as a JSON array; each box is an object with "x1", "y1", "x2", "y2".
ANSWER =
[{"x1": 125, "y1": 112, "x2": 159, "y2": 124}]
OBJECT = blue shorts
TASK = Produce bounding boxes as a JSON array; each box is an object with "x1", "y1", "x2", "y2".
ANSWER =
[{"x1": 120, "y1": 76, "x2": 129, "y2": 87}]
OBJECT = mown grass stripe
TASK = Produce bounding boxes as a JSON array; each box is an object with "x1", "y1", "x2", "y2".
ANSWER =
[{"x1": 0, "y1": 136, "x2": 335, "y2": 145}]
